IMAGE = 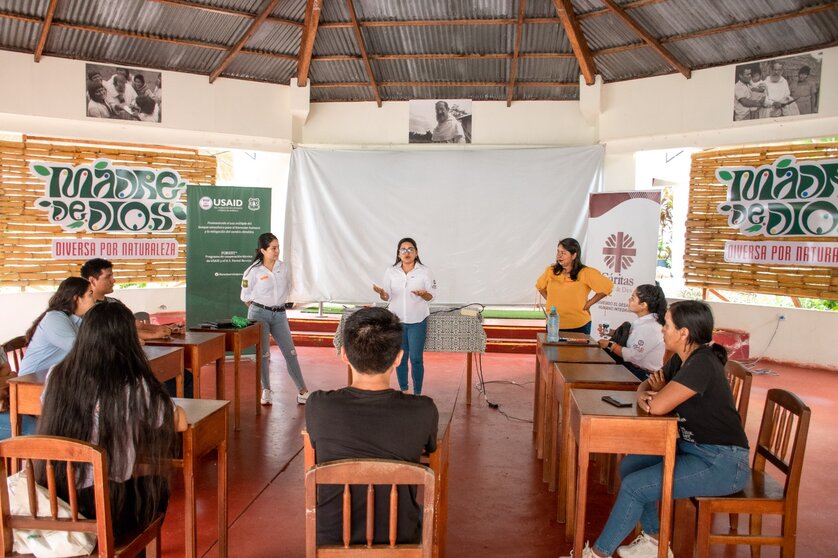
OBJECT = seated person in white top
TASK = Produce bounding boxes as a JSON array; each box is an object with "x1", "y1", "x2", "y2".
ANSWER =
[
  {"x1": 18, "y1": 277, "x2": 96, "y2": 376},
  {"x1": 598, "y1": 284, "x2": 667, "y2": 381}
]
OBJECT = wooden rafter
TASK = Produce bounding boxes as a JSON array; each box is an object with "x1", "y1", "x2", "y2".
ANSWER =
[
  {"x1": 507, "y1": 0, "x2": 527, "y2": 106},
  {"x1": 150, "y1": 0, "x2": 302, "y2": 28},
  {"x1": 33, "y1": 0, "x2": 58, "y2": 62},
  {"x1": 209, "y1": 0, "x2": 282, "y2": 83},
  {"x1": 595, "y1": 3, "x2": 838, "y2": 57},
  {"x1": 552, "y1": 0, "x2": 596, "y2": 85},
  {"x1": 296, "y1": 0, "x2": 321, "y2": 86},
  {"x1": 345, "y1": 0, "x2": 382, "y2": 106},
  {"x1": 577, "y1": 0, "x2": 665, "y2": 21},
  {"x1": 599, "y1": 0, "x2": 690, "y2": 78},
  {"x1": 313, "y1": 52, "x2": 574, "y2": 62},
  {"x1": 312, "y1": 80, "x2": 578, "y2": 88}
]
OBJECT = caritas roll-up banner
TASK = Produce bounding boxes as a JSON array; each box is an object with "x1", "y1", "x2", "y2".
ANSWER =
[{"x1": 585, "y1": 192, "x2": 661, "y2": 333}]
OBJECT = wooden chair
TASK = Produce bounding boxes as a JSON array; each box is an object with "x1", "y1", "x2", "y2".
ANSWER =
[
  {"x1": 692, "y1": 389, "x2": 811, "y2": 558},
  {"x1": 2, "y1": 336, "x2": 28, "y2": 373},
  {"x1": 133, "y1": 312, "x2": 151, "y2": 324},
  {"x1": 304, "y1": 458, "x2": 435, "y2": 558},
  {"x1": 725, "y1": 359, "x2": 753, "y2": 427},
  {"x1": 0, "y1": 435, "x2": 164, "y2": 557}
]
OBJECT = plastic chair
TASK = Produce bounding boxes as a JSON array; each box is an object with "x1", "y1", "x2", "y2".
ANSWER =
[
  {"x1": 0, "y1": 435, "x2": 164, "y2": 557},
  {"x1": 133, "y1": 312, "x2": 151, "y2": 324},
  {"x1": 304, "y1": 458, "x2": 435, "y2": 558},
  {"x1": 692, "y1": 388, "x2": 811, "y2": 558}
]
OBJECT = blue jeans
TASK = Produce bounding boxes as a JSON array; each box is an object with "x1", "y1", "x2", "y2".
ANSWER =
[
  {"x1": 397, "y1": 319, "x2": 428, "y2": 395},
  {"x1": 0, "y1": 412, "x2": 37, "y2": 440},
  {"x1": 563, "y1": 321, "x2": 592, "y2": 334},
  {"x1": 248, "y1": 306, "x2": 306, "y2": 392},
  {"x1": 594, "y1": 440, "x2": 750, "y2": 556}
]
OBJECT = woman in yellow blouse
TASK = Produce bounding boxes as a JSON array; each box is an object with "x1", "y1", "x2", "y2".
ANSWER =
[{"x1": 535, "y1": 238, "x2": 613, "y2": 334}]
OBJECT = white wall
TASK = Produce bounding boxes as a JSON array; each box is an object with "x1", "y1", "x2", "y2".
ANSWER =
[
  {"x1": 0, "y1": 50, "x2": 293, "y2": 152},
  {"x1": 1, "y1": 46, "x2": 836, "y2": 367}
]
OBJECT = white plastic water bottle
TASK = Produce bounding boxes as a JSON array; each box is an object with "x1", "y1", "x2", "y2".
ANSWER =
[{"x1": 547, "y1": 306, "x2": 560, "y2": 343}]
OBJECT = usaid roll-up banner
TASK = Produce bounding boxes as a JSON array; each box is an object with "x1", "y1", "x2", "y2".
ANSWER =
[
  {"x1": 186, "y1": 186, "x2": 271, "y2": 328},
  {"x1": 585, "y1": 192, "x2": 661, "y2": 334}
]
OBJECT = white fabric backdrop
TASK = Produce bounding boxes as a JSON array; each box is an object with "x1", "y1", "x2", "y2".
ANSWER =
[{"x1": 285, "y1": 146, "x2": 603, "y2": 305}]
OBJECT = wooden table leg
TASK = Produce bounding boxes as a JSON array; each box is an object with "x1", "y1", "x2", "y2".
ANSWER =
[
  {"x1": 183, "y1": 434, "x2": 197, "y2": 558},
  {"x1": 255, "y1": 332, "x2": 262, "y2": 416},
  {"x1": 572, "y1": 428, "x2": 590, "y2": 553},
  {"x1": 233, "y1": 337, "x2": 241, "y2": 431},
  {"x1": 533, "y1": 355, "x2": 541, "y2": 434},
  {"x1": 565, "y1": 433, "x2": 578, "y2": 540},
  {"x1": 657, "y1": 433, "x2": 677, "y2": 558},
  {"x1": 466, "y1": 352, "x2": 472, "y2": 406},
  {"x1": 215, "y1": 357, "x2": 225, "y2": 400},
  {"x1": 191, "y1": 347, "x2": 201, "y2": 399},
  {"x1": 218, "y1": 410, "x2": 229, "y2": 557}
]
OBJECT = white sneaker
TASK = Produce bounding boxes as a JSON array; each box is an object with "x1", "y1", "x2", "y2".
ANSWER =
[
  {"x1": 260, "y1": 388, "x2": 273, "y2": 406},
  {"x1": 296, "y1": 391, "x2": 310, "y2": 405},
  {"x1": 560, "y1": 542, "x2": 604, "y2": 558},
  {"x1": 617, "y1": 531, "x2": 673, "y2": 558}
]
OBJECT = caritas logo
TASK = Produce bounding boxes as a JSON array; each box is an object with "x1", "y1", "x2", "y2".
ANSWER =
[{"x1": 602, "y1": 232, "x2": 636, "y2": 273}]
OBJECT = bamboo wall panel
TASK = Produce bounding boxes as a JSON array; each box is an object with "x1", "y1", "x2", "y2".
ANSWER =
[
  {"x1": 0, "y1": 136, "x2": 216, "y2": 288},
  {"x1": 685, "y1": 143, "x2": 837, "y2": 300}
]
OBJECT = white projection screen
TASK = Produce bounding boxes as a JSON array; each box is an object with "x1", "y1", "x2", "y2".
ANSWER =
[{"x1": 285, "y1": 146, "x2": 603, "y2": 306}]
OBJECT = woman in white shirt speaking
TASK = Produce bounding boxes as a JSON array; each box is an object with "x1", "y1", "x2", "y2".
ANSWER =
[
  {"x1": 241, "y1": 232, "x2": 309, "y2": 405},
  {"x1": 372, "y1": 238, "x2": 436, "y2": 395}
]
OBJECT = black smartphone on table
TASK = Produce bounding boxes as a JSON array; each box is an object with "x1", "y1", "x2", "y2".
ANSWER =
[{"x1": 602, "y1": 395, "x2": 632, "y2": 408}]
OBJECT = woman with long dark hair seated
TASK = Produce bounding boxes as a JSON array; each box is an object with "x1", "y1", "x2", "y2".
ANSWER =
[
  {"x1": 19, "y1": 276, "x2": 96, "y2": 376},
  {"x1": 563, "y1": 300, "x2": 750, "y2": 558},
  {"x1": 536, "y1": 237, "x2": 612, "y2": 335},
  {"x1": 37, "y1": 302, "x2": 186, "y2": 542},
  {"x1": 597, "y1": 284, "x2": 667, "y2": 381}
]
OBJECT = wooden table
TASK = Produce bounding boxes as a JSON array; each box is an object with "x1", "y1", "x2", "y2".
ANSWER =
[
  {"x1": 191, "y1": 323, "x2": 262, "y2": 431},
  {"x1": 566, "y1": 389, "x2": 677, "y2": 558},
  {"x1": 6, "y1": 374, "x2": 229, "y2": 558},
  {"x1": 145, "y1": 331, "x2": 226, "y2": 401},
  {"x1": 8, "y1": 346, "x2": 185, "y2": 435},
  {"x1": 303, "y1": 394, "x2": 458, "y2": 558},
  {"x1": 552, "y1": 363, "x2": 639, "y2": 521},
  {"x1": 144, "y1": 345, "x2": 185, "y2": 397},
  {"x1": 534, "y1": 333, "x2": 613, "y2": 463},
  {"x1": 173, "y1": 398, "x2": 229, "y2": 558}
]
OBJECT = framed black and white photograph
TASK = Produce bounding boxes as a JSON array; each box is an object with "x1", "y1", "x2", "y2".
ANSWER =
[
  {"x1": 409, "y1": 99, "x2": 472, "y2": 143},
  {"x1": 85, "y1": 64, "x2": 162, "y2": 123},
  {"x1": 732, "y1": 52, "x2": 821, "y2": 122}
]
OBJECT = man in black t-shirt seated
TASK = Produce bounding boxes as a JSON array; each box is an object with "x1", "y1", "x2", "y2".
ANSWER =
[{"x1": 305, "y1": 307, "x2": 439, "y2": 545}]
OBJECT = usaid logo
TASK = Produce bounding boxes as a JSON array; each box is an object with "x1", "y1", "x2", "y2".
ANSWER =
[
  {"x1": 199, "y1": 196, "x2": 243, "y2": 210},
  {"x1": 602, "y1": 232, "x2": 636, "y2": 273}
]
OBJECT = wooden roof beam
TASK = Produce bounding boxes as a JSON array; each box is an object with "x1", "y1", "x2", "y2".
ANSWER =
[
  {"x1": 150, "y1": 0, "x2": 302, "y2": 28},
  {"x1": 346, "y1": 0, "x2": 382, "y2": 106},
  {"x1": 312, "y1": 52, "x2": 575, "y2": 62},
  {"x1": 209, "y1": 0, "x2": 282, "y2": 83},
  {"x1": 507, "y1": 0, "x2": 526, "y2": 106},
  {"x1": 593, "y1": 3, "x2": 838, "y2": 58},
  {"x1": 599, "y1": 0, "x2": 690, "y2": 78},
  {"x1": 578, "y1": 0, "x2": 665, "y2": 21},
  {"x1": 33, "y1": 0, "x2": 58, "y2": 62},
  {"x1": 552, "y1": 0, "x2": 596, "y2": 85},
  {"x1": 312, "y1": 80, "x2": 578, "y2": 88},
  {"x1": 296, "y1": 0, "x2": 322, "y2": 86}
]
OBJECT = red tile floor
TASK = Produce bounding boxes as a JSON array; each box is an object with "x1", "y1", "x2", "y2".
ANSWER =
[{"x1": 160, "y1": 347, "x2": 837, "y2": 557}]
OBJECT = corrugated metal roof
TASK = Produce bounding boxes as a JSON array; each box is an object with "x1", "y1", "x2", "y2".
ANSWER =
[
  {"x1": 0, "y1": 16, "x2": 39, "y2": 52},
  {"x1": 221, "y1": 51, "x2": 297, "y2": 82},
  {"x1": 0, "y1": 0, "x2": 835, "y2": 103},
  {"x1": 372, "y1": 58, "x2": 509, "y2": 83}
]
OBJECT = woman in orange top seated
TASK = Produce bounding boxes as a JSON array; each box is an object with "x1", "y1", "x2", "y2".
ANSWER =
[{"x1": 535, "y1": 237, "x2": 613, "y2": 335}]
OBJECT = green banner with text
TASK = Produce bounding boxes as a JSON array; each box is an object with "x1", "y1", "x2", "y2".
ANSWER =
[{"x1": 186, "y1": 186, "x2": 272, "y2": 329}]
